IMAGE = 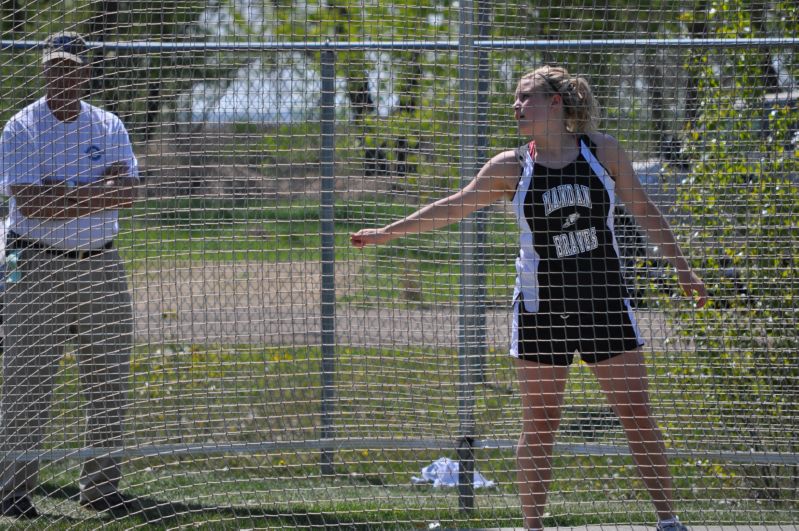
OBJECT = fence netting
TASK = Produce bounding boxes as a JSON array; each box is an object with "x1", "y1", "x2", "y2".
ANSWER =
[{"x1": 0, "y1": 1, "x2": 797, "y2": 528}]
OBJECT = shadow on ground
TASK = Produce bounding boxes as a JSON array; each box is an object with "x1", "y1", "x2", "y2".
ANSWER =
[{"x1": 34, "y1": 482, "x2": 375, "y2": 528}]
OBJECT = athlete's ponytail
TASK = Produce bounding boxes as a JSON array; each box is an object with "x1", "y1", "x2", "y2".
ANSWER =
[{"x1": 521, "y1": 66, "x2": 599, "y2": 133}]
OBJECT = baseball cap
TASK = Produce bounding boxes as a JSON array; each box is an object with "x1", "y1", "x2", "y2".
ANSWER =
[{"x1": 42, "y1": 32, "x2": 89, "y2": 65}]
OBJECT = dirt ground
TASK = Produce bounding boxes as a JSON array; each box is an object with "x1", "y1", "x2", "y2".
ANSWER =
[{"x1": 129, "y1": 260, "x2": 673, "y2": 352}]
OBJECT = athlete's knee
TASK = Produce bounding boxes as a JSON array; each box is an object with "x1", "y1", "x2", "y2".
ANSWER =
[
  {"x1": 517, "y1": 430, "x2": 556, "y2": 461},
  {"x1": 519, "y1": 409, "x2": 563, "y2": 443}
]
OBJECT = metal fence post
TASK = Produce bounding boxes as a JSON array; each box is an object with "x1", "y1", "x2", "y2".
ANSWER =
[
  {"x1": 473, "y1": 0, "x2": 491, "y2": 382},
  {"x1": 457, "y1": 0, "x2": 479, "y2": 511},
  {"x1": 319, "y1": 47, "x2": 337, "y2": 476}
]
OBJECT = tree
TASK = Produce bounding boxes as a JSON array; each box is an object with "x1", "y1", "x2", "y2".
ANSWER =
[
  {"x1": 0, "y1": 0, "x2": 25, "y2": 36},
  {"x1": 675, "y1": 0, "x2": 798, "y2": 501}
]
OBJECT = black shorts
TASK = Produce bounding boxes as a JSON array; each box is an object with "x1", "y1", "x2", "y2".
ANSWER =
[{"x1": 511, "y1": 297, "x2": 644, "y2": 366}]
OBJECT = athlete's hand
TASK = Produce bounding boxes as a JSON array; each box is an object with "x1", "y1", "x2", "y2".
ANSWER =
[
  {"x1": 678, "y1": 268, "x2": 708, "y2": 308},
  {"x1": 350, "y1": 227, "x2": 393, "y2": 248}
]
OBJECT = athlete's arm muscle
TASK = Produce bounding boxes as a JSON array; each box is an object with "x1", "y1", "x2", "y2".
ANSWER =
[
  {"x1": 590, "y1": 132, "x2": 708, "y2": 307},
  {"x1": 351, "y1": 150, "x2": 519, "y2": 247}
]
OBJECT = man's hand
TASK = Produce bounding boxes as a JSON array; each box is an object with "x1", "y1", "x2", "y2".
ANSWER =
[
  {"x1": 100, "y1": 162, "x2": 130, "y2": 186},
  {"x1": 64, "y1": 162, "x2": 137, "y2": 211}
]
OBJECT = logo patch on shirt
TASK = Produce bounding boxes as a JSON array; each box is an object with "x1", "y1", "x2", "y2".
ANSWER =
[
  {"x1": 562, "y1": 212, "x2": 581, "y2": 229},
  {"x1": 85, "y1": 145, "x2": 102, "y2": 161}
]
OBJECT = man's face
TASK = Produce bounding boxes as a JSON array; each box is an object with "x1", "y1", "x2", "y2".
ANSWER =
[{"x1": 43, "y1": 58, "x2": 89, "y2": 101}]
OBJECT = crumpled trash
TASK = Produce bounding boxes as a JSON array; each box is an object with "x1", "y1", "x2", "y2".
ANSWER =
[{"x1": 411, "y1": 457, "x2": 495, "y2": 489}]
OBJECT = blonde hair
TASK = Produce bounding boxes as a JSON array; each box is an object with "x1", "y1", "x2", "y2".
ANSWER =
[{"x1": 521, "y1": 65, "x2": 599, "y2": 133}]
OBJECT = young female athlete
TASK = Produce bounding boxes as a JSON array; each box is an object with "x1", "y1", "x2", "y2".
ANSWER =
[{"x1": 350, "y1": 65, "x2": 707, "y2": 531}]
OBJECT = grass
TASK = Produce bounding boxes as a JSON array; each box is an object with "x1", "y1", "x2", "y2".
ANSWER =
[
  {"x1": 27, "y1": 458, "x2": 798, "y2": 529},
  {"x1": 119, "y1": 198, "x2": 362, "y2": 263},
  {"x1": 19, "y1": 343, "x2": 798, "y2": 528},
  {"x1": 21, "y1": 457, "x2": 799, "y2": 528}
]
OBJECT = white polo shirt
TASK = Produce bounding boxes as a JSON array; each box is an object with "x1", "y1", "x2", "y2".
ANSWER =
[{"x1": 0, "y1": 97, "x2": 138, "y2": 250}]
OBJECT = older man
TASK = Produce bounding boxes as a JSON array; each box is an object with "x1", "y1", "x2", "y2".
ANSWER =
[{"x1": 0, "y1": 32, "x2": 139, "y2": 518}]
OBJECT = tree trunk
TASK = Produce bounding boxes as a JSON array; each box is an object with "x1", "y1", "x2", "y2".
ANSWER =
[
  {"x1": 750, "y1": 3, "x2": 781, "y2": 92},
  {"x1": 89, "y1": 1, "x2": 120, "y2": 114},
  {"x1": 684, "y1": 0, "x2": 708, "y2": 128},
  {"x1": 1, "y1": 0, "x2": 25, "y2": 35},
  {"x1": 327, "y1": 2, "x2": 385, "y2": 174}
]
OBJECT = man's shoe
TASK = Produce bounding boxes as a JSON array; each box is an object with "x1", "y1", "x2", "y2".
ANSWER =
[
  {"x1": 1, "y1": 495, "x2": 39, "y2": 518},
  {"x1": 80, "y1": 491, "x2": 142, "y2": 516}
]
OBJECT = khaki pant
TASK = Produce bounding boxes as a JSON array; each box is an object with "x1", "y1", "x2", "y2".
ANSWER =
[{"x1": 1, "y1": 246, "x2": 132, "y2": 502}]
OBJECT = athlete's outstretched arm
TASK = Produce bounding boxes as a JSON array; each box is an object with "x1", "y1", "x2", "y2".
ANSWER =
[
  {"x1": 350, "y1": 150, "x2": 519, "y2": 248},
  {"x1": 592, "y1": 132, "x2": 709, "y2": 308}
]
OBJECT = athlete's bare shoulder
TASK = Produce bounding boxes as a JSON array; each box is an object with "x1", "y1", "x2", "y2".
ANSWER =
[
  {"x1": 474, "y1": 149, "x2": 524, "y2": 197},
  {"x1": 585, "y1": 131, "x2": 621, "y2": 152},
  {"x1": 481, "y1": 149, "x2": 524, "y2": 178},
  {"x1": 585, "y1": 131, "x2": 626, "y2": 173}
]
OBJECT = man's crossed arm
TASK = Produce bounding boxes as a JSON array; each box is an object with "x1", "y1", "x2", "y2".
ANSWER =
[{"x1": 11, "y1": 162, "x2": 138, "y2": 219}]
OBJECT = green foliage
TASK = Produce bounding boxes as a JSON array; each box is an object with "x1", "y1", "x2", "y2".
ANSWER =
[
  {"x1": 675, "y1": 0, "x2": 799, "y2": 500},
  {"x1": 258, "y1": 122, "x2": 322, "y2": 168},
  {"x1": 0, "y1": 1, "x2": 211, "y2": 136},
  {"x1": 279, "y1": 1, "x2": 463, "y2": 188}
]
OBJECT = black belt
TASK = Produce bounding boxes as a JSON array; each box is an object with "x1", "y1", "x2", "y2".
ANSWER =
[{"x1": 7, "y1": 231, "x2": 114, "y2": 260}]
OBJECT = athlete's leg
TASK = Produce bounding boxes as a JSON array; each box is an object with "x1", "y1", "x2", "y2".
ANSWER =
[
  {"x1": 514, "y1": 359, "x2": 570, "y2": 530},
  {"x1": 589, "y1": 348, "x2": 676, "y2": 520}
]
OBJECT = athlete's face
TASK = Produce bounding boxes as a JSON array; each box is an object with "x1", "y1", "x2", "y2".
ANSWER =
[{"x1": 513, "y1": 77, "x2": 562, "y2": 138}]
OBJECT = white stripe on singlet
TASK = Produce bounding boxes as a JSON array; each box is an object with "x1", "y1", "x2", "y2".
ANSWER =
[
  {"x1": 579, "y1": 140, "x2": 623, "y2": 262},
  {"x1": 510, "y1": 145, "x2": 541, "y2": 312}
]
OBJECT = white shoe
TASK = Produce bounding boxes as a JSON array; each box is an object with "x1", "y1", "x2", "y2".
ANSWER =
[{"x1": 657, "y1": 521, "x2": 688, "y2": 531}]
